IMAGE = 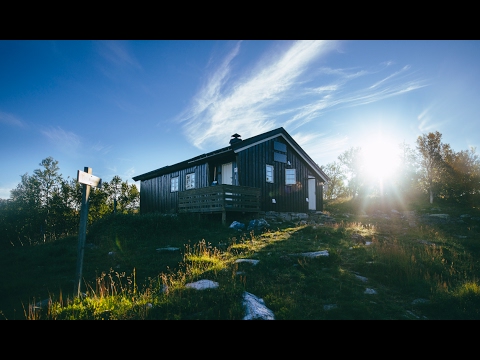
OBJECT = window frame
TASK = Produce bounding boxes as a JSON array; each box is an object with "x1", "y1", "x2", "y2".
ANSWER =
[
  {"x1": 285, "y1": 168, "x2": 296, "y2": 185},
  {"x1": 266, "y1": 164, "x2": 274, "y2": 183},
  {"x1": 186, "y1": 173, "x2": 196, "y2": 190},
  {"x1": 170, "y1": 176, "x2": 179, "y2": 192}
]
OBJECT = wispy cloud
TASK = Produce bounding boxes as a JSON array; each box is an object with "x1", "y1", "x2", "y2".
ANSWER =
[
  {"x1": 91, "y1": 141, "x2": 113, "y2": 155},
  {"x1": 124, "y1": 167, "x2": 136, "y2": 179},
  {"x1": 292, "y1": 131, "x2": 349, "y2": 164},
  {"x1": 177, "y1": 40, "x2": 336, "y2": 149},
  {"x1": 417, "y1": 104, "x2": 444, "y2": 133},
  {"x1": 285, "y1": 66, "x2": 427, "y2": 131},
  {"x1": 369, "y1": 65, "x2": 411, "y2": 89},
  {"x1": 96, "y1": 40, "x2": 142, "y2": 70},
  {"x1": 41, "y1": 126, "x2": 81, "y2": 153},
  {"x1": 0, "y1": 111, "x2": 27, "y2": 128},
  {"x1": 177, "y1": 40, "x2": 428, "y2": 151},
  {"x1": 105, "y1": 165, "x2": 136, "y2": 184}
]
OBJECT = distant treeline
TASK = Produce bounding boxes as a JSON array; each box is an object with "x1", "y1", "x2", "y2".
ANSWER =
[
  {"x1": 0, "y1": 157, "x2": 139, "y2": 248},
  {"x1": 1, "y1": 130, "x2": 479, "y2": 248},
  {"x1": 321, "y1": 131, "x2": 480, "y2": 205}
]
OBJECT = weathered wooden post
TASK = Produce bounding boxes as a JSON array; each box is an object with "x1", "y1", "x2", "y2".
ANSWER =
[{"x1": 74, "y1": 167, "x2": 102, "y2": 297}]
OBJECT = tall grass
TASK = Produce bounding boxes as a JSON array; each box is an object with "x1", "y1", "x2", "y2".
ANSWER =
[{"x1": 3, "y1": 196, "x2": 480, "y2": 319}]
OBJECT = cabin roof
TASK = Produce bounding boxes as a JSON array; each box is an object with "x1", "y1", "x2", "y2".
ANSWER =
[{"x1": 132, "y1": 127, "x2": 330, "y2": 182}]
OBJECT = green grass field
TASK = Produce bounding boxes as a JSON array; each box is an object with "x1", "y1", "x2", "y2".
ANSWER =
[{"x1": 1, "y1": 196, "x2": 479, "y2": 320}]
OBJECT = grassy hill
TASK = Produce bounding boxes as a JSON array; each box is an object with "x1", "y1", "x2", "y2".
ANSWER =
[{"x1": 1, "y1": 196, "x2": 480, "y2": 320}]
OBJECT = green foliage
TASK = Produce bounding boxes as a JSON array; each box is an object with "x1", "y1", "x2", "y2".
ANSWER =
[
  {"x1": 321, "y1": 161, "x2": 347, "y2": 200},
  {"x1": 338, "y1": 146, "x2": 363, "y2": 198},
  {"x1": 2, "y1": 129, "x2": 480, "y2": 319},
  {"x1": 0, "y1": 157, "x2": 140, "y2": 249},
  {"x1": 2, "y1": 195, "x2": 479, "y2": 320},
  {"x1": 416, "y1": 131, "x2": 450, "y2": 203}
]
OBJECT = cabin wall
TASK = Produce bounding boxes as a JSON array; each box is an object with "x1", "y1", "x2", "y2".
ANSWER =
[
  {"x1": 138, "y1": 138, "x2": 324, "y2": 214},
  {"x1": 316, "y1": 181, "x2": 324, "y2": 211},
  {"x1": 139, "y1": 164, "x2": 209, "y2": 214},
  {"x1": 236, "y1": 137, "x2": 323, "y2": 212}
]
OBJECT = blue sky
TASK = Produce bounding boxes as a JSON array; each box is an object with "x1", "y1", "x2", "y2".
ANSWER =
[{"x1": 1, "y1": 40, "x2": 479, "y2": 199}]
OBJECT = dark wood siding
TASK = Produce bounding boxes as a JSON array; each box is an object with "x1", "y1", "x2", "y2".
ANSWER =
[
  {"x1": 236, "y1": 137, "x2": 321, "y2": 213},
  {"x1": 316, "y1": 180, "x2": 324, "y2": 211},
  {"x1": 138, "y1": 136, "x2": 325, "y2": 214},
  {"x1": 139, "y1": 164, "x2": 209, "y2": 214}
]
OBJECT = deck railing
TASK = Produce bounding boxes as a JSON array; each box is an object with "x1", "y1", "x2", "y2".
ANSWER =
[{"x1": 178, "y1": 184, "x2": 260, "y2": 222}]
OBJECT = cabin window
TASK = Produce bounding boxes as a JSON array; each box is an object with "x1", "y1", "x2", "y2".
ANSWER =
[
  {"x1": 171, "y1": 177, "x2": 179, "y2": 192},
  {"x1": 285, "y1": 169, "x2": 296, "y2": 185},
  {"x1": 186, "y1": 173, "x2": 195, "y2": 190},
  {"x1": 273, "y1": 141, "x2": 287, "y2": 163},
  {"x1": 266, "y1": 165, "x2": 274, "y2": 183}
]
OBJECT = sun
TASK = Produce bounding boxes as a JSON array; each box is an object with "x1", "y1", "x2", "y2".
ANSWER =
[{"x1": 361, "y1": 133, "x2": 401, "y2": 183}]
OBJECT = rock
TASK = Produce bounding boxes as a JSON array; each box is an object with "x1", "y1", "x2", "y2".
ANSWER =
[
  {"x1": 355, "y1": 274, "x2": 368, "y2": 282},
  {"x1": 235, "y1": 259, "x2": 260, "y2": 265},
  {"x1": 156, "y1": 247, "x2": 180, "y2": 252},
  {"x1": 290, "y1": 250, "x2": 329, "y2": 258},
  {"x1": 247, "y1": 218, "x2": 269, "y2": 231},
  {"x1": 242, "y1": 292, "x2": 275, "y2": 320},
  {"x1": 351, "y1": 234, "x2": 366, "y2": 244},
  {"x1": 229, "y1": 221, "x2": 245, "y2": 230},
  {"x1": 412, "y1": 298, "x2": 429, "y2": 305},
  {"x1": 429, "y1": 214, "x2": 450, "y2": 219},
  {"x1": 185, "y1": 279, "x2": 219, "y2": 290}
]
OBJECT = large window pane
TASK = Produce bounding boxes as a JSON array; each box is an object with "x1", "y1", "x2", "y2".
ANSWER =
[
  {"x1": 266, "y1": 165, "x2": 274, "y2": 183},
  {"x1": 286, "y1": 169, "x2": 296, "y2": 185},
  {"x1": 186, "y1": 173, "x2": 195, "y2": 189}
]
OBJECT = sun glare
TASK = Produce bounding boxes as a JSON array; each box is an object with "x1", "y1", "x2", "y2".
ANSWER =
[{"x1": 361, "y1": 134, "x2": 401, "y2": 183}]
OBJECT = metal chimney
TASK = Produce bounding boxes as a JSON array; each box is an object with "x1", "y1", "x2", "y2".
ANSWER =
[{"x1": 229, "y1": 133, "x2": 242, "y2": 145}]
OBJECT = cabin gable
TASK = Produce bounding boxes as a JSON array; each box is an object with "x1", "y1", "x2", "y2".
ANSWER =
[{"x1": 235, "y1": 136, "x2": 324, "y2": 212}]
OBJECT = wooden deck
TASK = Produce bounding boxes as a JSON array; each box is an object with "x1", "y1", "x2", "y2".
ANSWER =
[{"x1": 178, "y1": 184, "x2": 261, "y2": 224}]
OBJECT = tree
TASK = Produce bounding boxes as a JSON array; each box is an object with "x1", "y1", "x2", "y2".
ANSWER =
[
  {"x1": 48, "y1": 177, "x2": 82, "y2": 239},
  {"x1": 321, "y1": 161, "x2": 347, "y2": 200},
  {"x1": 33, "y1": 157, "x2": 63, "y2": 242},
  {"x1": 416, "y1": 131, "x2": 449, "y2": 204},
  {"x1": 443, "y1": 147, "x2": 480, "y2": 205},
  {"x1": 9, "y1": 172, "x2": 43, "y2": 244},
  {"x1": 8, "y1": 157, "x2": 64, "y2": 244},
  {"x1": 338, "y1": 147, "x2": 364, "y2": 199},
  {"x1": 86, "y1": 176, "x2": 140, "y2": 222},
  {"x1": 1, "y1": 157, "x2": 141, "y2": 247},
  {"x1": 397, "y1": 141, "x2": 421, "y2": 196}
]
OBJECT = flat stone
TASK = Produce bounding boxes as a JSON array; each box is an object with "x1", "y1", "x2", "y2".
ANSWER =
[
  {"x1": 156, "y1": 247, "x2": 180, "y2": 252},
  {"x1": 242, "y1": 292, "x2": 275, "y2": 320},
  {"x1": 428, "y1": 214, "x2": 449, "y2": 219},
  {"x1": 291, "y1": 250, "x2": 329, "y2": 258},
  {"x1": 355, "y1": 275, "x2": 368, "y2": 282},
  {"x1": 235, "y1": 259, "x2": 260, "y2": 265},
  {"x1": 185, "y1": 279, "x2": 219, "y2": 290}
]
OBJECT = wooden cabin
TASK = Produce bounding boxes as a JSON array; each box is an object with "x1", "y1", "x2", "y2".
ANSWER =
[{"x1": 132, "y1": 127, "x2": 330, "y2": 223}]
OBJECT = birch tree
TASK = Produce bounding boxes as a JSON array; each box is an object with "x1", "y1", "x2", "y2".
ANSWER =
[{"x1": 416, "y1": 131, "x2": 448, "y2": 204}]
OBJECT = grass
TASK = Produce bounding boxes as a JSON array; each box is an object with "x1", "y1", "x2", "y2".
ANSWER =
[{"x1": 1, "y1": 196, "x2": 480, "y2": 320}]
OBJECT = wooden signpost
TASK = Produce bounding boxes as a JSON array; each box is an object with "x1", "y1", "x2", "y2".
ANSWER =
[{"x1": 74, "y1": 167, "x2": 102, "y2": 297}]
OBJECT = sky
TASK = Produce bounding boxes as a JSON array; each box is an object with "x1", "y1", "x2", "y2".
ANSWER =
[{"x1": 1, "y1": 40, "x2": 479, "y2": 199}]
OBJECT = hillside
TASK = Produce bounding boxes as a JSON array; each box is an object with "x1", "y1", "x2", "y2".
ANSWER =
[{"x1": 1, "y1": 197, "x2": 479, "y2": 320}]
